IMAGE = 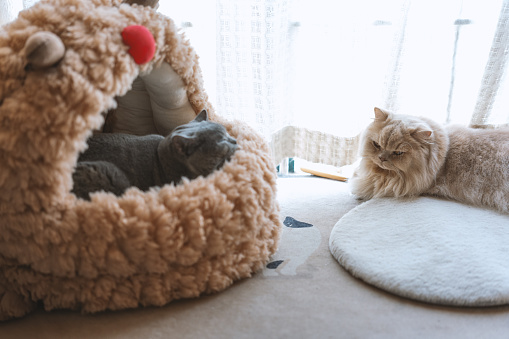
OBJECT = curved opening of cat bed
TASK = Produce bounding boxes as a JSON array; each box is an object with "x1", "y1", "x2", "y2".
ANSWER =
[{"x1": 0, "y1": 0, "x2": 281, "y2": 321}]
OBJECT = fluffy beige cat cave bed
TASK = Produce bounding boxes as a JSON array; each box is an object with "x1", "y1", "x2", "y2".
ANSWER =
[{"x1": 0, "y1": 0, "x2": 281, "y2": 321}]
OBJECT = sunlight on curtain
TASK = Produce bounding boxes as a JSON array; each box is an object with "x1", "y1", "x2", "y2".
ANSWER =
[
  {"x1": 0, "y1": 0, "x2": 41, "y2": 24},
  {"x1": 388, "y1": 0, "x2": 504, "y2": 126},
  {"x1": 286, "y1": 0, "x2": 508, "y2": 166},
  {"x1": 470, "y1": 0, "x2": 509, "y2": 127},
  {"x1": 158, "y1": 0, "x2": 217, "y2": 109},
  {"x1": 0, "y1": 0, "x2": 23, "y2": 25},
  {"x1": 288, "y1": 0, "x2": 506, "y2": 130},
  {"x1": 215, "y1": 0, "x2": 293, "y2": 141}
]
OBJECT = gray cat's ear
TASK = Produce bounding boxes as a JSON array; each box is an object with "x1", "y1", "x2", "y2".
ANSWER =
[
  {"x1": 374, "y1": 107, "x2": 389, "y2": 121},
  {"x1": 194, "y1": 110, "x2": 208, "y2": 122},
  {"x1": 172, "y1": 135, "x2": 200, "y2": 156}
]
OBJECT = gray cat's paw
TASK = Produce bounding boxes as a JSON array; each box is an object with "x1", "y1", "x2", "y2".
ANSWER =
[{"x1": 72, "y1": 161, "x2": 130, "y2": 200}]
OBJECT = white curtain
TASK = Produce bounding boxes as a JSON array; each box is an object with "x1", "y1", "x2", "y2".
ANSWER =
[
  {"x1": 0, "y1": 0, "x2": 23, "y2": 25},
  {"x1": 7, "y1": 0, "x2": 509, "y2": 167},
  {"x1": 0, "y1": 0, "x2": 38, "y2": 25}
]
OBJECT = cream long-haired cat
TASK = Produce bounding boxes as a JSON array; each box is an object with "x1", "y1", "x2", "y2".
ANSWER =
[{"x1": 351, "y1": 107, "x2": 509, "y2": 213}]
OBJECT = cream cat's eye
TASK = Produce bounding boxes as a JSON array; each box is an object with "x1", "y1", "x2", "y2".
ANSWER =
[
  {"x1": 393, "y1": 151, "x2": 404, "y2": 156},
  {"x1": 372, "y1": 141, "x2": 381, "y2": 149}
]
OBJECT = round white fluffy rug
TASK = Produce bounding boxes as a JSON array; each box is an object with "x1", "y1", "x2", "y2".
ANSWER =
[{"x1": 329, "y1": 197, "x2": 509, "y2": 307}]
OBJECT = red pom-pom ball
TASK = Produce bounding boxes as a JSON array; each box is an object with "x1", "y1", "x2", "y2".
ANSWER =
[{"x1": 122, "y1": 25, "x2": 156, "y2": 65}]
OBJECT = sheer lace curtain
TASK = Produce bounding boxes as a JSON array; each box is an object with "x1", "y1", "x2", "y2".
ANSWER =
[{"x1": 5, "y1": 0, "x2": 509, "y2": 167}]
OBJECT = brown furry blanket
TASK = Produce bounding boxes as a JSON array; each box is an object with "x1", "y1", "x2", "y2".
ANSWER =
[{"x1": 0, "y1": 0, "x2": 281, "y2": 321}]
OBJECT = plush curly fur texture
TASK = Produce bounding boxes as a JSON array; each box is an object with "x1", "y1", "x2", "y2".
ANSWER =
[{"x1": 0, "y1": 0, "x2": 281, "y2": 320}]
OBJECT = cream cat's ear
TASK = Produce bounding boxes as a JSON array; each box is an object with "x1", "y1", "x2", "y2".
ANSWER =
[
  {"x1": 374, "y1": 107, "x2": 389, "y2": 121},
  {"x1": 412, "y1": 129, "x2": 433, "y2": 141}
]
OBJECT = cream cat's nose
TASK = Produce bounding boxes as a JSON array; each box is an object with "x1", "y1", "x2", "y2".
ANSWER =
[{"x1": 379, "y1": 155, "x2": 388, "y2": 162}]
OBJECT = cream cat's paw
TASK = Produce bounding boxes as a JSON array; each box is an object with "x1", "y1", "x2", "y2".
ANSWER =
[{"x1": 349, "y1": 169, "x2": 375, "y2": 200}]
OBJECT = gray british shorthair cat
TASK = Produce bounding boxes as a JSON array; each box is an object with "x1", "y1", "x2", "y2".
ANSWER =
[
  {"x1": 72, "y1": 110, "x2": 238, "y2": 200},
  {"x1": 351, "y1": 107, "x2": 509, "y2": 214}
]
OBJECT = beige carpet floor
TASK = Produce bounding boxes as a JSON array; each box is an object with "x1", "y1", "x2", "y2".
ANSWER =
[{"x1": 1, "y1": 176, "x2": 509, "y2": 338}]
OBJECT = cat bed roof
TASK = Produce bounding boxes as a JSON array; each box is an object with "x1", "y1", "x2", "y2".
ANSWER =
[{"x1": 0, "y1": 0, "x2": 281, "y2": 321}]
